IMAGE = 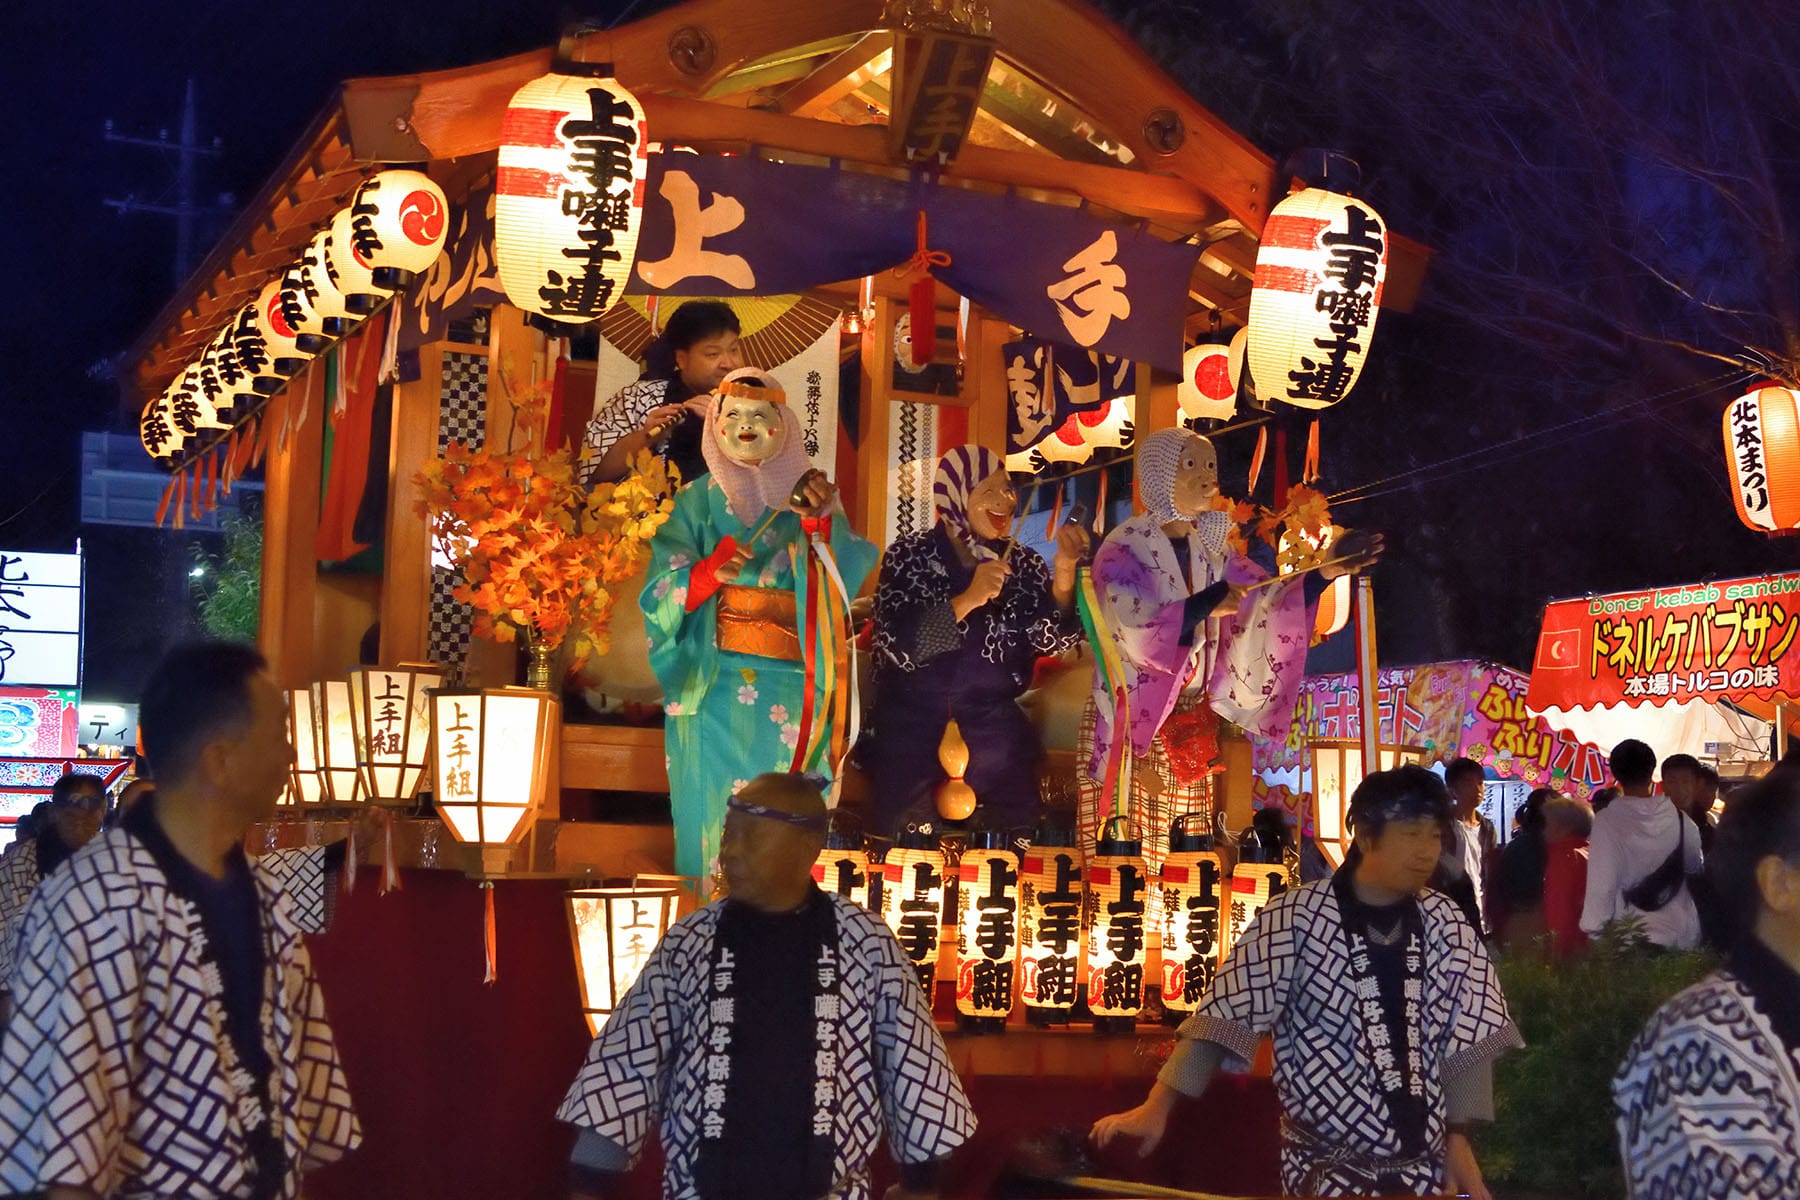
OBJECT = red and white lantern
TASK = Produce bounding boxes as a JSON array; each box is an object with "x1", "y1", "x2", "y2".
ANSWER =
[
  {"x1": 343, "y1": 169, "x2": 450, "y2": 289},
  {"x1": 286, "y1": 229, "x2": 356, "y2": 338},
  {"x1": 324, "y1": 204, "x2": 393, "y2": 316},
  {"x1": 1246, "y1": 188, "x2": 1388, "y2": 411},
  {"x1": 1178, "y1": 330, "x2": 1245, "y2": 421},
  {"x1": 495, "y1": 63, "x2": 647, "y2": 323},
  {"x1": 1724, "y1": 385, "x2": 1800, "y2": 533},
  {"x1": 254, "y1": 277, "x2": 315, "y2": 376}
]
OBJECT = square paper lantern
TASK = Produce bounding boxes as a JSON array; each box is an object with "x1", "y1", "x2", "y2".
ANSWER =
[
  {"x1": 1156, "y1": 815, "x2": 1223, "y2": 1022},
  {"x1": 567, "y1": 885, "x2": 679, "y2": 1034},
  {"x1": 430, "y1": 687, "x2": 557, "y2": 874},
  {"x1": 1084, "y1": 818, "x2": 1149, "y2": 1025},
  {"x1": 349, "y1": 665, "x2": 443, "y2": 804},
  {"x1": 1018, "y1": 823, "x2": 1083, "y2": 1022},
  {"x1": 284, "y1": 687, "x2": 326, "y2": 807},
  {"x1": 1310, "y1": 739, "x2": 1365, "y2": 868},
  {"x1": 1724, "y1": 385, "x2": 1800, "y2": 532},
  {"x1": 310, "y1": 679, "x2": 367, "y2": 805},
  {"x1": 879, "y1": 829, "x2": 948, "y2": 995},
  {"x1": 1246, "y1": 187, "x2": 1388, "y2": 411},
  {"x1": 496, "y1": 59, "x2": 646, "y2": 322},
  {"x1": 953, "y1": 835, "x2": 1019, "y2": 1023}
]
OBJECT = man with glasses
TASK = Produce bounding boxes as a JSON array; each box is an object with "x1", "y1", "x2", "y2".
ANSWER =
[{"x1": 0, "y1": 772, "x2": 107, "y2": 1022}]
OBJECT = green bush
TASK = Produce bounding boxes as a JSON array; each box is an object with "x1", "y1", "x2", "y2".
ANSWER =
[
  {"x1": 1477, "y1": 923, "x2": 1716, "y2": 1200},
  {"x1": 191, "y1": 515, "x2": 262, "y2": 643}
]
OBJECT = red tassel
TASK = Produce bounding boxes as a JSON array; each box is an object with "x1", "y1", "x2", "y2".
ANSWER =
[
  {"x1": 483, "y1": 882, "x2": 498, "y2": 984},
  {"x1": 1304, "y1": 419, "x2": 1321, "y2": 484},
  {"x1": 1247, "y1": 427, "x2": 1268, "y2": 496},
  {"x1": 894, "y1": 210, "x2": 950, "y2": 367},
  {"x1": 221, "y1": 431, "x2": 239, "y2": 495},
  {"x1": 172, "y1": 470, "x2": 187, "y2": 530},
  {"x1": 155, "y1": 474, "x2": 178, "y2": 527}
]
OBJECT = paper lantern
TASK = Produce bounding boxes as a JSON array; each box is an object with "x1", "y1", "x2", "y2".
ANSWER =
[
  {"x1": 879, "y1": 827, "x2": 948, "y2": 995},
  {"x1": 286, "y1": 231, "x2": 355, "y2": 338},
  {"x1": 1179, "y1": 339, "x2": 1239, "y2": 421},
  {"x1": 324, "y1": 205, "x2": 394, "y2": 316},
  {"x1": 284, "y1": 687, "x2": 326, "y2": 807},
  {"x1": 567, "y1": 885, "x2": 679, "y2": 1034},
  {"x1": 254, "y1": 277, "x2": 316, "y2": 377},
  {"x1": 1018, "y1": 820, "x2": 1083, "y2": 1022},
  {"x1": 349, "y1": 665, "x2": 443, "y2": 804},
  {"x1": 1246, "y1": 188, "x2": 1388, "y2": 411},
  {"x1": 496, "y1": 61, "x2": 647, "y2": 322},
  {"x1": 310, "y1": 680, "x2": 367, "y2": 805},
  {"x1": 1309, "y1": 739, "x2": 1365, "y2": 868},
  {"x1": 1157, "y1": 814, "x2": 1223, "y2": 1021},
  {"x1": 1724, "y1": 385, "x2": 1800, "y2": 532},
  {"x1": 935, "y1": 717, "x2": 977, "y2": 821},
  {"x1": 812, "y1": 830, "x2": 874, "y2": 908},
  {"x1": 1084, "y1": 817, "x2": 1149, "y2": 1024},
  {"x1": 1220, "y1": 855, "x2": 1291, "y2": 965},
  {"x1": 164, "y1": 364, "x2": 230, "y2": 450},
  {"x1": 1278, "y1": 524, "x2": 1352, "y2": 641},
  {"x1": 341, "y1": 168, "x2": 449, "y2": 291},
  {"x1": 195, "y1": 328, "x2": 253, "y2": 421},
  {"x1": 1074, "y1": 397, "x2": 1134, "y2": 452},
  {"x1": 139, "y1": 388, "x2": 181, "y2": 467},
  {"x1": 954, "y1": 833, "x2": 1019, "y2": 1024},
  {"x1": 430, "y1": 686, "x2": 558, "y2": 873}
]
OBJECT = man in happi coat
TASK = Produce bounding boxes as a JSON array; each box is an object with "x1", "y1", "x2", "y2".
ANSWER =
[
  {"x1": 1614, "y1": 765, "x2": 1800, "y2": 1198},
  {"x1": 560, "y1": 772, "x2": 977, "y2": 1200},
  {"x1": 0, "y1": 643, "x2": 358, "y2": 1200},
  {"x1": 863, "y1": 445, "x2": 1088, "y2": 837},
  {"x1": 643, "y1": 370, "x2": 877, "y2": 881},
  {"x1": 0, "y1": 771, "x2": 106, "y2": 1017},
  {"x1": 1080, "y1": 428, "x2": 1376, "y2": 872},
  {"x1": 1093, "y1": 766, "x2": 1521, "y2": 1198}
]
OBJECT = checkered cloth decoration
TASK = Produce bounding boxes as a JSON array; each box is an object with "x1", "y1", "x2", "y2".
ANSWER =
[{"x1": 428, "y1": 352, "x2": 488, "y2": 680}]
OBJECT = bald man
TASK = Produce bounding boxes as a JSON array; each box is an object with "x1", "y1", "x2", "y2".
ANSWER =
[{"x1": 559, "y1": 773, "x2": 976, "y2": 1200}]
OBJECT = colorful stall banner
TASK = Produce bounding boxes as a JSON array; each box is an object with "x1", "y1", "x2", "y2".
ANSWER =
[
  {"x1": 0, "y1": 551, "x2": 83, "y2": 688},
  {"x1": 625, "y1": 154, "x2": 1197, "y2": 370},
  {"x1": 0, "y1": 688, "x2": 79, "y2": 756},
  {"x1": 1251, "y1": 661, "x2": 1614, "y2": 801},
  {"x1": 1528, "y1": 571, "x2": 1800, "y2": 711}
]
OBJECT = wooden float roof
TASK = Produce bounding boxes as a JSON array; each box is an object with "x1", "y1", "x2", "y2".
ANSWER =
[{"x1": 127, "y1": 0, "x2": 1429, "y2": 402}]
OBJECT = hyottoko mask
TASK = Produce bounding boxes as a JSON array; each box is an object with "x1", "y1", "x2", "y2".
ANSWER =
[{"x1": 713, "y1": 389, "x2": 785, "y2": 466}]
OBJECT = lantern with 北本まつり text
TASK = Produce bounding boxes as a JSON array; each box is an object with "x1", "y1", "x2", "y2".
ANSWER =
[
  {"x1": 953, "y1": 830, "x2": 1019, "y2": 1029},
  {"x1": 1157, "y1": 814, "x2": 1223, "y2": 1025},
  {"x1": 349, "y1": 665, "x2": 443, "y2": 805},
  {"x1": 495, "y1": 49, "x2": 647, "y2": 323},
  {"x1": 567, "y1": 885, "x2": 679, "y2": 1034},
  {"x1": 1246, "y1": 187, "x2": 1387, "y2": 411},
  {"x1": 879, "y1": 823, "x2": 948, "y2": 997},
  {"x1": 429, "y1": 686, "x2": 558, "y2": 875},
  {"x1": 1018, "y1": 816, "x2": 1082, "y2": 1025},
  {"x1": 283, "y1": 686, "x2": 326, "y2": 807},
  {"x1": 1084, "y1": 816, "x2": 1149, "y2": 1030},
  {"x1": 1724, "y1": 385, "x2": 1800, "y2": 533},
  {"x1": 310, "y1": 679, "x2": 367, "y2": 805}
]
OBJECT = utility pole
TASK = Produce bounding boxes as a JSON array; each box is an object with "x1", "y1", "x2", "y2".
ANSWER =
[{"x1": 102, "y1": 79, "x2": 234, "y2": 289}]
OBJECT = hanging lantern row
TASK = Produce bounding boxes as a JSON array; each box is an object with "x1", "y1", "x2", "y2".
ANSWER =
[{"x1": 138, "y1": 168, "x2": 451, "y2": 484}]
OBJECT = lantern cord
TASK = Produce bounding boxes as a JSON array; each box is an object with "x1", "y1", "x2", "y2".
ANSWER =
[
  {"x1": 483, "y1": 881, "x2": 498, "y2": 985},
  {"x1": 1328, "y1": 368, "x2": 1751, "y2": 506},
  {"x1": 343, "y1": 822, "x2": 357, "y2": 894},
  {"x1": 380, "y1": 812, "x2": 402, "y2": 895}
]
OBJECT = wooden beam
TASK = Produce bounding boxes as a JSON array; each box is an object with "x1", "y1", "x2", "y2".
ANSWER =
[
  {"x1": 967, "y1": 314, "x2": 1010, "y2": 455},
  {"x1": 259, "y1": 364, "x2": 324, "y2": 687},
  {"x1": 775, "y1": 31, "x2": 892, "y2": 117},
  {"x1": 378, "y1": 347, "x2": 442, "y2": 667},
  {"x1": 852, "y1": 294, "x2": 895, "y2": 540}
]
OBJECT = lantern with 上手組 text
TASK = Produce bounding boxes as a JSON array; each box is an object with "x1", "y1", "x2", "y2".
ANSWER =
[
  {"x1": 812, "y1": 819, "x2": 873, "y2": 908},
  {"x1": 349, "y1": 665, "x2": 443, "y2": 805},
  {"x1": 1220, "y1": 846, "x2": 1291, "y2": 966},
  {"x1": 1246, "y1": 187, "x2": 1388, "y2": 411},
  {"x1": 1018, "y1": 816, "x2": 1082, "y2": 1025},
  {"x1": 953, "y1": 830, "x2": 1019, "y2": 1030},
  {"x1": 495, "y1": 46, "x2": 647, "y2": 323},
  {"x1": 310, "y1": 679, "x2": 366, "y2": 805},
  {"x1": 567, "y1": 884, "x2": 679, "y2": 1034},
  {"x1": 284, "y1": 687, "x2": 325, "y2": 807},
  {"x1": 1084, "y1": 816, "x2": 1149, "y2": 1030},
  {"x1": 1157, "y1": 814, "x2": 1222, "y2": 1025},
  {"x1": 879, "y1": 823, "x2": 948, "y2": 997},
  {"x1": 429, "y1": 686, "x2": 558, "y2": 874},
  {"x1": 1724, "y1": 385, "x2": 1800, "y2": 533}
]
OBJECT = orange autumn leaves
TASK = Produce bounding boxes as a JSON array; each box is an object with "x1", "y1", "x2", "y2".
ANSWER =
[
  {"x1": 415, "y1": 374, "x2": 676, "y2": 664},
  {"x1": 1212, "y1": 484, "x2": 1333, "y2": 563}
]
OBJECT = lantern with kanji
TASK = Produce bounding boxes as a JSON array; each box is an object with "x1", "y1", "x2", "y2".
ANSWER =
[
  {"x1": 349, "y1": 665, "x2": 443, "y2": 804},
  {"x1": 1246, "y1": 188, "x2": 1388, "y2": 411},
  {"x1": 195, "y1": 327, "x2": 253, "y2": 422},
  {"x1": 1084, "y1": 816, "x2": 1149, "y2": 1028},
  {"x1": 340, "y1": 168, "x2": 450, "y2": 293},
  {"x1": 1075, "y1": 397, "x2": 1134, "y2": 453},
  {"x1": 1219, "y1": 847, "x2": 1291, "y2": 966},
  {"x1": 310, "y1": 679, "x2": 366, "y2": 805},
  {"x1": 284, "y1": 687, "x2": 326, "y2": 807},
  {"x1": 879, "y1": 823, "x2": 948, "y2": 996},
  {"x1": 254, "y1": 277, "x2": 316, "y2": 378},
  {"x1": 287, "y1": 230, "x2": 356, "y2": 338},
  {"x1": 567, "y1": 884, "x2": 679, "y2": 1034},
  {"x1": 1724, "y1": 385, "x2": 1800, "y2": 533},
  {"x1": 139, "y1": 388, "x2": 181, "y2": 467},
  {"x1": 429, "y1": 686, "x2": 558, "y2": 874},
  {"x1": 953, "y1": 830, "x2": 1019, "y2": 1028},
  {"x1": 812, "y1": 820, "x2": 874, "y2": 908},
  {"x1": 1018, "y1": 816, "x2": 1082, "y2": 1024},
  {"x1": 1157, "y1": 814, "x2": 1223, "y2": 1024},
  {"x1": 324, "y1": 204, "x2": 394, "y2": 316},
  {"x1": 495, "y1": 52, "x2": 647, "y2": 323},
  {"x1": 1310, "y1": 739, "x2": 1364, "y2": 868}
]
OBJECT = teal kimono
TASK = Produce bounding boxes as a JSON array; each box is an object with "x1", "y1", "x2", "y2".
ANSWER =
[{"x1": 644, "y1": 477, "x2": 878, "y2": 878}]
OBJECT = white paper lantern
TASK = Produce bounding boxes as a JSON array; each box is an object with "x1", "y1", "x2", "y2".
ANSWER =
[
  {"x1": 567, "y1": 885, "x2": 679, "y2": 1034},
  {"x1": 1157, "y1": 822, "x2": 1223, "y2": 1019},
  {"x1": 341, "y1": 169, "x2": 449, "y2": 291},
  {"x1": 1034, "y1": 415, "x2": 1095, "y2": 466},
  {"x1": 953, "y1": 841, "x2": 1020, "y2": 1021},
  {"x1": 1246, "y1": 188, "x2": 1388, "y2": 411},
  {"x1": 1084, "y1": 820, "x2": 1149, "y2": 1022},
  {"x1": 286, "y1": 231, "x2": 355, "y2": 337},
  {"x1": 1724, "y1": 385, "x2": 1800, "y2": 532},
  {"x1": 311, "y1": 679, "x2": 367, "y2": 805},
  {"x1": 1074, "y1": 396, "x2": 1134, "y2": 452},
  {"x1": 167, "y1": 363, "x2": 230, "y2": 443},
  {"x1": 139, "y1": 387, "x2": 183, "y2": 465},
  {"x1": 349, "y1": 665, "x2": 443, "y2": 804},
  {"x1": 194, "y1": 326, "x2": 253, "y2": 421},
  {"x1": 325, "y1": 204, "x2": 394, "y2": 316},
  {"x1": 285, "y1": 687, "x2": 326, "y2": 807},
  {"x1": 879, "y1": 836, "x2": 948, "y2": 996},
  {"x1": 495, "y1": 64, "x2": 647, "y2": 322},
  {"x1": 1179, "y1": 339, "x2": 1239, "y2": 421},
  {"x1": 254, "y1": 277, "x2": 316, "y2": 376},
  {"x1": 1220, "y1": 859, "x2": 1291, "y2": 965},
  {"x1": 812, "y1": 837, "x2": 874, "y2": 908},
  {"x1": 1018, "y1": 833, "x2": 1082, "y2": 1020},
  {"x1": 430, "y1": 687, "x2": 557, "y2": 873}
]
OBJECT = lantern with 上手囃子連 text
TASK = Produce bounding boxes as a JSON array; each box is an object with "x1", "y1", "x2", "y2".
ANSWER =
[{"x1": 1157, "y1": 814, "x2": 1222, "y2": 1024}]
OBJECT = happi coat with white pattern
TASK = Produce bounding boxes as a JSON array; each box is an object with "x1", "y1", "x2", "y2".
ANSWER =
[
  {"x1": 558, "y1": 890, "x2": 976, "y2": 1200},
  {"x1": 0, "y1": 827, "x2": 359, "y2": 1199}
]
